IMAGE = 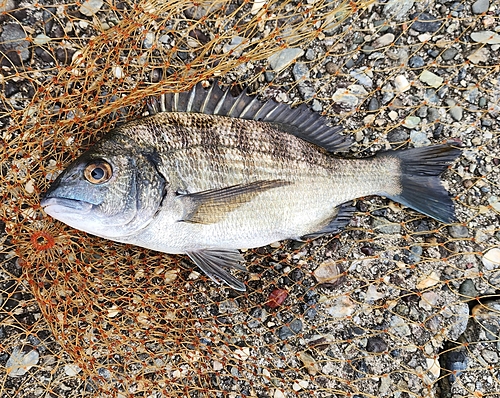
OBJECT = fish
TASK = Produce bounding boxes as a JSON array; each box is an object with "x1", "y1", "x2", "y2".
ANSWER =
[{"x1": 40, "y1": 81, "x2": 461, "y2": 291}]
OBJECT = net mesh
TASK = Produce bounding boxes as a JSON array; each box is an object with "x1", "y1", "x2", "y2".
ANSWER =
[{"x1": 1, "y1": 0, "x2": 499, "y2": 397}]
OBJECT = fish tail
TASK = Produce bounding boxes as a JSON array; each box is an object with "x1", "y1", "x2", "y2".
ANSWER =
[{"x1": 380, "y1": 144, "x2": 461, "y2": 223}]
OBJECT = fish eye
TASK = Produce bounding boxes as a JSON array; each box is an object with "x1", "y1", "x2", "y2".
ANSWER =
[{"x1": 84, "y1": 161, "x2": 112, "y2": 184}]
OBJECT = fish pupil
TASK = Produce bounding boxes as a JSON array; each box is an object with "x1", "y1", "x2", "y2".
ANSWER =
[{"x1": 91, "y1": 167, "x2": 105, "y2": 180}]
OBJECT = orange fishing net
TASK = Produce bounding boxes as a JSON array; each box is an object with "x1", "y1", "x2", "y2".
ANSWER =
[{"x1": 1, "y1": 0, "x2": 499, "y2": 397}]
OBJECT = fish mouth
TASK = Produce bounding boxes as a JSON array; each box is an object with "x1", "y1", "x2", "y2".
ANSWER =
[{"x1": 40, "y1": 197, "x2": 94, "y2": 213}]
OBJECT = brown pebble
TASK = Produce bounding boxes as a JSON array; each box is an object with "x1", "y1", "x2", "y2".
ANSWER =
[{"x1": 325, "y1": 61, "x2": 339, "y2": 75}]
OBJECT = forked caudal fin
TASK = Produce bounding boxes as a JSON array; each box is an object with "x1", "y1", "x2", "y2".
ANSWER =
[{"x1": 380, "y1": 144, "x2": 462, "y2": 223}]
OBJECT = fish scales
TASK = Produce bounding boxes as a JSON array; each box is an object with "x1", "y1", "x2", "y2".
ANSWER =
[{"x1": 41, "y1": 82, "x2": 461, "y2": 291}]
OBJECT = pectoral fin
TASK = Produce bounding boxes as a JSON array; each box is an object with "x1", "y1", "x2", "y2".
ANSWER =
[
  {"x1": 181, "y1": 179, "x2": 290, "y2": 224},
  {"x1": 187, "y1": 249, "x2": 247, "y2": 291},
  {"x1": 301, "y1": 201, "x2": 356, "y2": 240}
]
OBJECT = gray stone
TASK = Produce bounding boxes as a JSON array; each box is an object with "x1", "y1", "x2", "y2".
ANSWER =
[
  {"x1": 459, "y1": 279, "x2": 479, "y2": 301},
  {"x1": 305, "y1": 48, "x2": 315, "y2": 61},
  {"x1": 269, "y1": 48, "x2": 304, "y2": 72},
  {"x1": 373, "y1": 218, "x2": 401, "y2": 234},
  {"x1": 408, "y1": 56, "x2": 424, "y2": 68},
  {"x1": 292, "y1": 62, "x2": 310, "y2": 82},
  {"x1": 368, "y1": 97, "x2": 379, "y2": 111},
  {"x1": 387, "y1": 129, "x2": 408, "y2": 142},
  {"x1": 448, "y1": 225, "x2": 469, "y2": 238},
  {"x1": 410, "y1": 130, "x2": 431, "y2": 147},
  {"x1": 383, "y1": 0, "x2": 414, "y2": 20},
  {"x1": 278, "y1": 319, "x2": 303, "y2": 340},
  {"x1": 441, "y1": 47, "x2": 459, "y2": 61},
  {"x1": 409, "y1": 12, "x2": 442, "y2": 32},
  {"x1": 350, "y1": 69, "x2": 373, "y2": 88},
  {"x1": 449, "y1": 105, "x2": 463, "y2": 121},
  {"x1": 472, "y1": 0, "x2": 489, "y2": 14},
  {"x1": 0, "y1": 23, "x2": 30, "y2": 65}
]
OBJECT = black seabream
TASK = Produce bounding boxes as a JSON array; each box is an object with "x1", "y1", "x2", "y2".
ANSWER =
[{"x1": 41, "y1": 82, "x2": 461, "y2": 291}]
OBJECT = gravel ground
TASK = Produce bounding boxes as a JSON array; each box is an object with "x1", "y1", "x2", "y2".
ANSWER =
[{"x1": 0, "y1": 0, "x2": 499, "y2": 397}]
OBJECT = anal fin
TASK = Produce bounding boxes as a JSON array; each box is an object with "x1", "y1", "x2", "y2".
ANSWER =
[
  {"x1": 301, "y1": 201, "x2": 356, "y2": 240},
  {"x1": 187, "y1": 249, "x2": 247, "y2": 291}
]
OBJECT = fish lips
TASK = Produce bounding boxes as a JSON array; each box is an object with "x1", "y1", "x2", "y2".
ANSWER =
[{"x1": 40, "y1": 196, "x2": 94, "y2": 215}]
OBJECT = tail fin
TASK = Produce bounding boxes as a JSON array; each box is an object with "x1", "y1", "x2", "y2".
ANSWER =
[{"x1": 381, "y1": 145, "x2": 461, "y2": 223}]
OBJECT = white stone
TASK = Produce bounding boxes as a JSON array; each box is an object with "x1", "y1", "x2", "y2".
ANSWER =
[
  {"x1": 273, "y1": 389, "x2": 286, "y2": 398},
  {"x1": 6, "y1": 348, "x2": 39, "y2": 377},
  {"x1": 112, "y1": 66, "x2": 124, "y2": 79},
  {"x1": 64, "y1": 364, "x2": 82, "y2": 376},
  {"x1": 372, "y1": 33, "x2": 395, "y2": 48},
  {"x1": 426, "y1": 357, "x2": 441, "y2": 380},
  {"x1": 233, "y1": 347, "x2": 250, "y2": 361},
  {"x1": 482, "y1": 248, "x2": 500, "y2": 270},
  {"x1": 419, "y1": 70, "x2": 443, "y2": 88},
  {"x1": 292, "y1": 379, "x2": 309, "y2": 391},
  {"x1": 79, "y1": 0, "x2": 103, "y2": 16},
  {"x1": 471, "y1": 31, "x2": 500, "y2": 44},
  {"x1": 33, "y1": 34, "x2": 51, "y2": 46},
  {"x1": 417, "y1": 271, "x2": 440, "y2": 289},
  {"x1": 394, "y1": 75, "x2": 411, "y2": 92}
]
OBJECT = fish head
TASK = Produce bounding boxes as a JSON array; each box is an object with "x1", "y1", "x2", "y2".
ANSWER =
[{"x1": 41, "y1": 135, "x2": 166, "y2": 239}]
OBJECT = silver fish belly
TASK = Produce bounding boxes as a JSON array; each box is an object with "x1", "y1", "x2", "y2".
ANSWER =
[{"x1": 41, "y1": 82, "x2": 461, "y2": 291}]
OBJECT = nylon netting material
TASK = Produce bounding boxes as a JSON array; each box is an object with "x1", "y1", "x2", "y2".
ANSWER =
[{"x1": 0, "y1": 0, "x2": 499, "y2": 397}]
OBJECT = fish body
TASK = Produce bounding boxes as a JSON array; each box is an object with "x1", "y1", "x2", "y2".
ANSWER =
[{"x1": 41, "y1": 83, "x2": 461, "y2": 291}]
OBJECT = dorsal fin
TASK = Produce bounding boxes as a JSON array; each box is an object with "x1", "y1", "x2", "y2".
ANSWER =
[{"x1": 157, "y1": 82, "x2": 352, "y2": 153}]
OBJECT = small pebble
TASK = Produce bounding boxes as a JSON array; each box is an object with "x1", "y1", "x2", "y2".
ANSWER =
[
  {"x1": 372, "y1": 33, "x2": 395, "y2": 49},
  {"x1": 233, "y1": 347, "x2": 250, "y2": 361},
  {"x1": 459, "y1": 279, "x2": 479, "y2": 300},
  {"x1": 273, "y1": 389, "x2": 286, "y2": 398},
  {"x1": 408, "y1": 56, "x2": 424, "y2": 68},
  {"x1": 419, "y1": 70, "x2": 443, "y2": 88},
  {"x1": 79, "y1": 0, "x2": 104, "y2": 16},
  {"x1": 367, "y1": 97, "x2": 379, "y2": 111},
  {"x1": 266, "y1": 288, "x2": 288, "y2": 309},
  {"x1": 448, "y1": 225, "x2": 469, "y2": 238},
  {"x1": 278, "y1": 319, "x2": 303, "y2": 340},
  {"x1": 394, "y1": 75, "x2": 411, "y2": 92},
  {"x1": 481, "y1": 248, "x2": 500, "y2": 271},
  {"x1": 324, "y1": 295, "x2": 356, "y2": 318},
  {"x1": 467, "y1": 47, "x2": 490, "y2": 64},
  {"x1": 441, "y1": 48, "x2": 459, "y2": 61},
  {"x1": 314, "y1": 260, "x2": 343, "y2": 285},
  {"x1": 292, "y1": 379, "x2": 309, "y2": 391},
  {"x1": 0, "y1": 23, "x2": 30, "y2": 65},
  {"x1": 298, "y1": 351, "x2": 319, "y2": 375},
  {"x1": 372, "y1": 217, "x2": 401, "y2": 234},
  {"x1": 64, "y1": 364, "x2": 82, "y2": 376},
  {"x1": 403, "y1": 116, "x2": 421, "y2": 129},
  {"x1": 366, "y1": 337, "x2": 388, "y2": 353},
  {"x1": 383, "y1": 0, "x2": 415, "y2": 20},
  {"x1": 387, "y1": 129, "x2": 408, "y2": 142},
  {"x1": 292, "y1": 62, "x2": 310, "y2": 81},
  {"x1": 448, "y1": 104, "x2": 463, "y2": 122},
  {"x1": 416, "y1": 270, "x2": 440, "y2": 289}
]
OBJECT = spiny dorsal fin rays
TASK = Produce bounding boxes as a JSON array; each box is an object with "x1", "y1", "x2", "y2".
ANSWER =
[{"x1": 158, "y1": 81, "x2": 353, "y2": 153}]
